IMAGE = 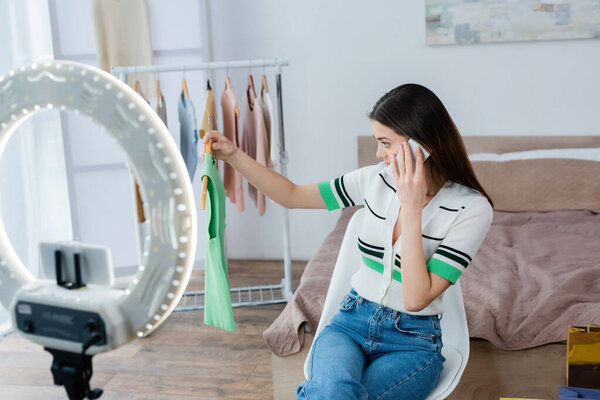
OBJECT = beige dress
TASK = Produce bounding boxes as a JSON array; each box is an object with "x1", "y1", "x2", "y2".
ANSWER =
[
  {"x1": 133, "y1": 84, "x2": 150, "y2": 223},
  {"x1": 156, "y1": 89, "x2": 167, "y2": 127},
  {"x1": 200, "y1": 86, "x2": 218, "y2": 139},
  {"x1": 92, "y1": 0, "x2": 155, "y2": 95},
  {"x1": 261, "y1": 84, "x2": 280, "y2": 171}
]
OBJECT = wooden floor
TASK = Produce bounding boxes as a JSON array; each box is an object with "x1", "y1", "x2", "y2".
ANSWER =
[
  {"x1": 0, "y1": 260, "x2": 306, "y2": 400},
  {"x1": 0, "y1": 260, "x2": 568, "y2": 399}
]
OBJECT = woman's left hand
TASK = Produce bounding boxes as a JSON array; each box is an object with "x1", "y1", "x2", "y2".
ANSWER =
[{"x1": 390, "y1": 142, "x2": 428, "y2": 213}]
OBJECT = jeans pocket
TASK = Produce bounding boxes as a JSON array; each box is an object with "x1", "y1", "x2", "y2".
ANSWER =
[
  {"x1": 393, "y1": 319, "x2": 438, "y2": 341},
  {"x1": 338, "y1": 293, "x2": 358, "y2": 312}
]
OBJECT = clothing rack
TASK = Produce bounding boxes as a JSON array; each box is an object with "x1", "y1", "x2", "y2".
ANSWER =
[{"x1": 111, "y1": 58, "x2": 293, "y2": 311}]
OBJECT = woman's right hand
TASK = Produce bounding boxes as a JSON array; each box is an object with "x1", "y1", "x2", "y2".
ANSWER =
[{"x1": 202, "y1": 131, "x2": 237, "y2": 162}]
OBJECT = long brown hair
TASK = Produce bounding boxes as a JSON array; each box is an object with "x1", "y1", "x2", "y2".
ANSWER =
[{"x1": 369, "y1": 84, "x2": 494, "y2": 208}]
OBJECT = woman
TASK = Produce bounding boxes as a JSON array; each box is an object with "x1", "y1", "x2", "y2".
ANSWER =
[{"x1": 203, "y1": 84, "x2": 494, "y2": 399}]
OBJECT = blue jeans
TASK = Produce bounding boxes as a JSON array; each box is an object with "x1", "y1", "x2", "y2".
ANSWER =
[{"x1": 297, "y1": 289, "x2": 445, "y2": 400}]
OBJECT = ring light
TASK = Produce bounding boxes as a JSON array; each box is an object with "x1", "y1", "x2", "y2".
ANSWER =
[{"x1": 0, "y1": 60, "x2": 197, "y2": 354}]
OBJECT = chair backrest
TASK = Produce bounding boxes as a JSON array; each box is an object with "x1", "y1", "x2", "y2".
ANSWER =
[
  {"x1": 439, "y1": 279, "x2": 470, "y2": 358},
  {"x1": 304, "y1": 208, "x2": 470, "y2": 384},
  {"x1": 427, "y1": 279, "x2": 470, "y2": 399}
]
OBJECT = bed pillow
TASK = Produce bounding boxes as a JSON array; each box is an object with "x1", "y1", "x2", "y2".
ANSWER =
[
  {"x1": 469, "y1": 148, "x2": 600, "y2": 162},
  {"x1": 468, "y1": 148, "x2": 600, "y2": 212}
]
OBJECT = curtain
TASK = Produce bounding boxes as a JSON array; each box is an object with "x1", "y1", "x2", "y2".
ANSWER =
[{"x1": 0, "y1": 0, "x2": 72, "y2": 336}]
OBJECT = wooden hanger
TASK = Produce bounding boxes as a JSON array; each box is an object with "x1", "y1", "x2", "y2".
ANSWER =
[
  {"x1": 200, "y1": 115, "x2": 213, "y2": 211},
  {"x1": 134, "y1": 80, "x2": 149, "y2": 101},
  {"x1": 261, "y1": 74, "x2": 269, "y2": 95},
  {"x1": 156, "y1": 79, "x2": 161, "y2": 101},
  {"x1": 181, "y1": 77, "x2": 190, "y2": 100},
  {"x1": 200, "y1": 140, "x2": 211, "y2": 211},
  {"x1": 248, "y1": 74, "x2": 257, "y2": 98}
]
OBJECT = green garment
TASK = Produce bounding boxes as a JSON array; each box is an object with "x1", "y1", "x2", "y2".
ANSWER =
[{"x1": 201, "y1": 153, "x2": 236, "y2": 331}]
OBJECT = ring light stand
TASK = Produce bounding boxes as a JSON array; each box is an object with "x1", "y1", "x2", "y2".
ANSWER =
[{"x1": 0, "y1": 61, "x2": 197, "y2": 399}]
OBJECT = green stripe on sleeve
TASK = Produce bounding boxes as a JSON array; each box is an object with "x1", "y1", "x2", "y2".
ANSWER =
[
  {"x1": 392, "y1": 269, "x2": 402, "y2": 283},
  {"x1": 427, "y1": 258, "x2": 462, "y2": 284},
  {"x1": 318, "y1": 181, "x2": 340, "y2": 210}
]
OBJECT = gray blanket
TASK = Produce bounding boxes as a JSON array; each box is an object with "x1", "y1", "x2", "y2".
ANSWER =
[{"x1": 263, "y1": 208, "x2": 600, "y2": 356}]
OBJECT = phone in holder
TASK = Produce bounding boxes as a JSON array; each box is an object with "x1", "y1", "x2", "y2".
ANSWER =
[
  {"x1": 39, "y1": 241, "x2": 114, "y2": 288},
  {"x1": 386, "y1": 138, "x2": 430, "y2": 177}
]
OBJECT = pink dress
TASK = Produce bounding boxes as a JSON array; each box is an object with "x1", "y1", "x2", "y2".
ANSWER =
[
  {"x1": 241, "y1": 76, "x2": 270, "y2": 216},
  {"x1": 220, "y1": 79, "x2": 244, "y2": 212}
]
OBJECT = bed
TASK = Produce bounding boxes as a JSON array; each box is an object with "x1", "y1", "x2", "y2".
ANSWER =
[{"x1": 267, "y1": 135, "x2": 600, "y2": 399}]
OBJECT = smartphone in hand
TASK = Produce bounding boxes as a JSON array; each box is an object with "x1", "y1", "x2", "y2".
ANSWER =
[{"x1": 386, "y1": 139, "x2": 430, "y2": 177}]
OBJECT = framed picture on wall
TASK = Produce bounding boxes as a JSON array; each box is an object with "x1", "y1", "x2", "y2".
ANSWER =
[{"x1": 426, "y1": 0, "x2": 600, "y2": 45}]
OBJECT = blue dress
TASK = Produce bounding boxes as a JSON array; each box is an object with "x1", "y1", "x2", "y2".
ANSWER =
[{"x1": 177, "y1": 93, "x2": 199, "y2": 181}]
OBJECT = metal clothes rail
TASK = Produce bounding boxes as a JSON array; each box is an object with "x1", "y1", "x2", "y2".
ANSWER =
[{"x1": 111, "y1": 58, "x2": 293, "y2": 311}]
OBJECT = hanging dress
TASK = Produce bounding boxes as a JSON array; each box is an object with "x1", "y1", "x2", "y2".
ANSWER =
[
  {"x1": 178, "y1": 92, "x2": 199, "y2": 181},
  {"x1": 133, "y1": 83, "x2": 149, "y2": 223},
  {"x1": 200, "y1": 83, "x2": 218, "y2": 140},
  {"x1": 241, "y1": 76, "x2": 269, "y2": 216},
  {"x1": 156, "y1": 86, "x2": 168, "y2": 127},
  {"x1": 92, "y1": 0, "x2": 155, "y2": 95},
  {"x1": 261, "y1": 82, "x2": 280, "y2": 171},
  {"x1": 221, "y1": 78, "x2": 244, "y2": 212},
  {"x1": 201, "y1": 151, "x2": 236, "y2": 332}
]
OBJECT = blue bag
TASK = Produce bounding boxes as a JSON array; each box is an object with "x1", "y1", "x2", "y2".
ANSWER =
[{"x1": 559, "y1": 386, "x2": 600, "y2": 399}]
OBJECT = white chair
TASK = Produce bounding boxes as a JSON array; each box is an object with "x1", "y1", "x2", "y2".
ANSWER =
[{"x1": 304, "y1": 208, "x2": 469, "y2": 400}]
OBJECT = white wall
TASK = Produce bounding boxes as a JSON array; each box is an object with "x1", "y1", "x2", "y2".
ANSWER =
[
  {"x1": 38, "y1": 1, "x2": 600, "y2": 265},
  {"x1": 49, "y1": 0, "x2": 210, "y2": 273},
  {"x1": 207, "y1": 0, "x2": 600, "y2": 260}
]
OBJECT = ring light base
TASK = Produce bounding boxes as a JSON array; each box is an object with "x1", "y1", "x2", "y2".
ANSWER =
[
  {"x1": 13, "y1": 280, "x2": 128, "y2": 354},
  {"x1": 46, "y1": 348, "x2": 103, "y2": 400}
]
